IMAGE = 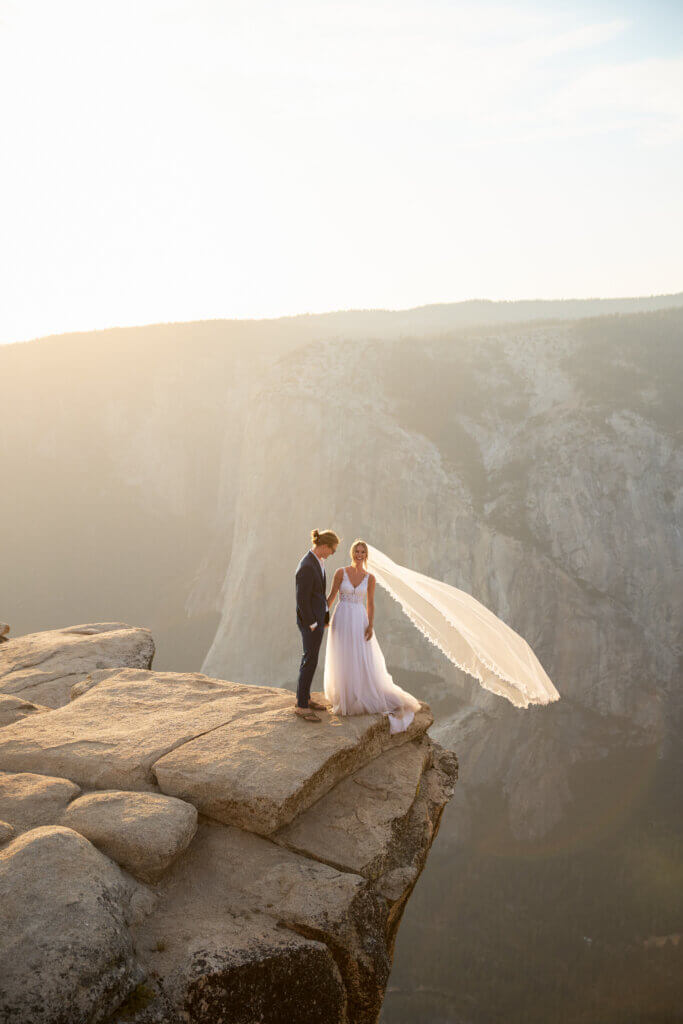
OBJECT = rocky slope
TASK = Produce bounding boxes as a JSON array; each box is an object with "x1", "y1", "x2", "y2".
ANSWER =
[
  {"x1": 0, "y1": 624, "x2": 456, "y2": 1024},
  {"x1": 0, "y1": 623, "x2": 154, "y2": 708}
]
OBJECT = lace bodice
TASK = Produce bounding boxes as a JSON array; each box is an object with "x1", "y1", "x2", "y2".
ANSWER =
[{"x1": 338, "y1": 568, "x2": 368, "y2": 604}]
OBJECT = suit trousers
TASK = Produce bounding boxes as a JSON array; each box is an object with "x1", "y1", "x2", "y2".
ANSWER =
[{"x1": 296, "y1": 621, "x2": 324, "y2": 707}]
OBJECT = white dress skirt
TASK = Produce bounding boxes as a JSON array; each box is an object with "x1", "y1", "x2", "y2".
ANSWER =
[{"x1": 323, "y1": 569, "x2": 421, "y2": 734}]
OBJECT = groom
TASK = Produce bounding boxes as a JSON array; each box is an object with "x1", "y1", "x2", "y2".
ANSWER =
[{"x1": 294, "y1": 529, "x2": 340, "y2": 721}]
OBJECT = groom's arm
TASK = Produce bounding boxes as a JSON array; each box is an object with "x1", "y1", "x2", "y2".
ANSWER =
[{"x1": 296, "y1": 564, "x2": 317, "y2": 630}]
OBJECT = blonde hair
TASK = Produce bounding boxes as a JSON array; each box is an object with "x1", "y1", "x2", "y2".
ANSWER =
[
  {"x1": 311, "y1": 528, "x2": 340, "y2": 549},
  {"x1": 350, "y1": 538, "x2": 368, "y2": 566}
]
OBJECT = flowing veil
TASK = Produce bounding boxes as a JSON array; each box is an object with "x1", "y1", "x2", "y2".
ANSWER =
[{"x1": 367, "y1": 545, "x2": 560, "y2": 709}]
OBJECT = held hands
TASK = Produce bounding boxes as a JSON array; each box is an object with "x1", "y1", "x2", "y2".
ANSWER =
[{"x1": 364, "y1": 624, "x2": 373, "y2": 641}]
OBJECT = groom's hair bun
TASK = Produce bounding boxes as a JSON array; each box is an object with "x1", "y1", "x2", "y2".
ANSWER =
[{"x1": 311, "y1": 528, "x2": 340, "y2": 548}]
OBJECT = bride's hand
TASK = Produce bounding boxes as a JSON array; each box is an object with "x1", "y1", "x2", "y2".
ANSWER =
[{"x1": 364, "y1": 625, "x2": 373, "y2": 641}]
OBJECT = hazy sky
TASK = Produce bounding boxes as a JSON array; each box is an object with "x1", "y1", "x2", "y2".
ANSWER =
[{"x1": 1, "y1": 0, "x2": 681, "y2": 343}]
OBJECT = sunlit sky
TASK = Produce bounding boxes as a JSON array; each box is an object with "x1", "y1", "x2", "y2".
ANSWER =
[{"x1": 1, "y1": 0, "x2": 681, "y2": 344}]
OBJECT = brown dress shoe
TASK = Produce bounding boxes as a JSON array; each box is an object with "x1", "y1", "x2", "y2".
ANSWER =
[{"x1": 294, "y1": 707, "x2": 321, "y2": 721}]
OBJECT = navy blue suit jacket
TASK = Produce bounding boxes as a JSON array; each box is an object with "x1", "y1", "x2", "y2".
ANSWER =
[{"x1": 296, "y1": 551, "x2": 329, "y2": 629}]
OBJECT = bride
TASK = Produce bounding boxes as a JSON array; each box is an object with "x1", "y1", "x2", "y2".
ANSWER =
[
  {"x1": 324, "y1": 539, "x2": 422, "y2": 734},
  {"x1": 321, "y1": 537, "x2": 559, "y2": 730}
]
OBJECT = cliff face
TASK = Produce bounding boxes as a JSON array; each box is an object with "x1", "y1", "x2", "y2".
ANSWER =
[
  {"x1": 0, "y1": 625, "x2": 456, "y2": 1024},
  {"x1": 201, "y1": 312, "x2": 682, "y2": 840},
  {"x1": 1, "y1": 298, "x2": 679, "y2": 681},
  {"x1": 1, "y1": 301, "x2": 681, "y2": 1020}
]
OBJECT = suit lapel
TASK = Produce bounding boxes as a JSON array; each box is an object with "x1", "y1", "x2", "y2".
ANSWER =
[{"x1": 308, "y1": 550, "x2": 324, "y2": 584}]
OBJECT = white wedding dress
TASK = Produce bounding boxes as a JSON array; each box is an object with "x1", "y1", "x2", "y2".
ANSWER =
[{"x1": 323, "y1": 568, "x2": 422, "y2": 734}]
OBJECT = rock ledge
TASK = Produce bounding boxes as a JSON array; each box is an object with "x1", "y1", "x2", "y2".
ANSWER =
[{"x1": 0, "y1": 628, "x2": 457, "y2": 1024}]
